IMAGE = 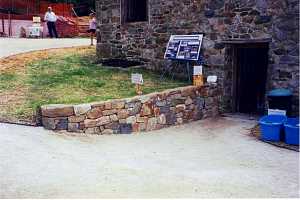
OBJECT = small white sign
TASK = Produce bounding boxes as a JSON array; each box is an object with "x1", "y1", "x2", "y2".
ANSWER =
[
  {"x1": 207, "y1": 75, "x2": 218, "y2": 83},
  {"x1": 193, "y1": 65, "x2": 203, "y2": 75},
  {"x1": 268, "y1": 109, "x2": 286, "y2": 116},
  {"x1": 131, "y1": 73, "x2": 143, "y2": 85},
  {"x1": 33, "y1": 16, "x2": 41, "y2": 23}
]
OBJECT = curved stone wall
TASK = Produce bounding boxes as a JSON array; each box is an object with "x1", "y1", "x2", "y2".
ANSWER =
[{"x1": 41, "y1": 85, "x2": 220, "y2": 134}]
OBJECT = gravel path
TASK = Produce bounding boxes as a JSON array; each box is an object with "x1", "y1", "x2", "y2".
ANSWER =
[
  {"x1": 0, "y1": 117, "x2": 299, "y2": 198},
  {"x1": 0, "y1": 38, "x2": 90, "y2": 58}
]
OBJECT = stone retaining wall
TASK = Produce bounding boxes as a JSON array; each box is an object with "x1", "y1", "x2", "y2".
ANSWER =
[{"x1": 41, "y1": 85, "x2": 220, "y2": 134}]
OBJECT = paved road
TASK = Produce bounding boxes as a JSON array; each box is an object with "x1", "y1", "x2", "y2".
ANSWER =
[
  {"x1": 0, "y1": 118, "x2": 299, "y2": 198},
  {"x1": 0, "y1": 38, "x2": 90, "y2": 58}
]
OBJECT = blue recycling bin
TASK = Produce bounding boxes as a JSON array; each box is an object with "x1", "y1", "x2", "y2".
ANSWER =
[
  {"x1": 259, "y1": 115, "x2": 287, "y2": 142},
  {"x1": 284, "y1": 118, "x2": 299, "y2": 145}
]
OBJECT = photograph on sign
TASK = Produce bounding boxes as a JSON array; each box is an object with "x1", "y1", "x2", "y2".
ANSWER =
[{"x1": 131, "y1": 73, "x2": 143, "y2": 85}]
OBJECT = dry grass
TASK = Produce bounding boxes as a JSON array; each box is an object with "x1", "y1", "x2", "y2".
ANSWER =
[{"x1": 0, "y1": 46, "x2": 187, "y2": 123}]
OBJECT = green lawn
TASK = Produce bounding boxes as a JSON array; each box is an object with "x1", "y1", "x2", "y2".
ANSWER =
[{"x1": 0, "y1": 47, "x2": 188, "y2": 121}]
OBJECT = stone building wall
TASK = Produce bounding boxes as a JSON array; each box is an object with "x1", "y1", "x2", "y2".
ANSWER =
[
  {"x1": 96, "y1": 0, "x2": 299, "y2": 114},
  {"x1": 41, "y1": 85, "x2": 220, "y2": 134}
]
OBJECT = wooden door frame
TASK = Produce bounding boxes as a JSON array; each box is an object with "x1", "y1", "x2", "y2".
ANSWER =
[{"x1": 231, "y1": 42, "x2": 269, "y2": 113}]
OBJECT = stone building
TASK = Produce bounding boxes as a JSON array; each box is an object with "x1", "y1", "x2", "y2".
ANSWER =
[{"x1": 95, "y1": 0, "x2": 299, "y2": 115}]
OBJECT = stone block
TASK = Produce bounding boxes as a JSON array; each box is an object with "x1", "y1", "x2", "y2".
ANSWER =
[
  {"x1": 157, "y1": 114, "x2": 166, "y2": 125},
  {"x1": 136, "y1": 115, "x2": 148, "y2": 123},
  {"x1": 176, "y1": 104, "x2": 186, "y2": 113},
  {"x1": 195, "y1": 97, "x2": 205, "y2": 109},
  {"x1": 154, "y1": 107, "x2": 160, "y2": 116},
  {"x1": 185, "y1": 97, "x2": 193, "y2": 105},
  {"x1": 171, "y1": 98, "x2": 186, "y2": 106},
  {"x1": 91, "y1": 102, "x2": 105, "y2": 109},
  {"x1": 41, "y1": 104, "x2": 74, "y2": 117},
  {"x1": 68, "y1": 115, "x2": 86, "y2": 123},
  {"x1": 105, "y1": 122, "x2": 120, "y2": 131},
  {"x1": 110, "y1": 114, "x2": 119, "y2": 122},
  {"x1": 132, "y1": 123, "x2": 140, "y2": 133},
  {"x1": 176, "y1": 118, "x2": 183, "y2": 125},
  {"x1": 193, "y1": 110, "x2": 203, "y2": 121},
  {"x1": 156, "y1": 100, "x2": 167, "y2": 107},
  {"x1": 74, "y1": 104, "x2": 91, "y2": 116},
  {"x1": 112, "y1": 100, "x2": 125, "y2": 109},
  {"x1": 181, "y1": 87, "x2": 196, "y2": 97},
  {"x1": 119, "y1": 119, "x2": 126, "y2": 124},
  {"x1": 79, "y1": 122, "x2": 85, "y2": 130},
  {"x1": 176, "y1": 112, "x2": 184, "y2": 118},
  {"x1": 159, "y1": 106, "x2": 170, "y2": 114},
  {"x1": 146, "y1": 117, "x2": 157, "y2": 131},
  {"x1": 85, "y1": 127, "x2": 101, "y2": 134},
  {"x1": 87, "y1": 108, "x2": 103, "y2": 119},
  {"x1": 68, "y1": 123, "x2": 82, "y2": 133},
  {"x1": 102, "y1": 129, "x2": 114, "y2": 135},
  {"x1": 140, "y1": 103, "x2": 153, "y2": 116},
  {"x1": 117, "y1": 109, "x2": 129, "y2": 119},
  {"x1": 103, "y1": 109, "x2": 117, "y2": 116},
  {"x1": 96, "y1": 116, "x2": 111, "y2": 126},
  {"x1": 56, "y1": 118, "x2": 68, "y2": 130},
  {"x1": 98, "y1": 43, "x2": 112, "y2": 58},
  {"x1": 105, "y1": 102, "x2": 112, "y2": 109},
  {"x1": 119, "y1": 124, "x2": 133, "y2": 134},
  {"x1": 42, "y1": 117, "x2": 56, "y2": 130},
  {"x1": 126, "y1": 116, "x2": 137, "y2": 124},
  {"x1": 84, "y1": 119, "x2": 98, "y2": 128},
  {"x1": 128, "y1": 102, "x2": 142, "y2": 115},
  {"x1": 166, "y1": 113, "x2": 176, "y2": 125}
]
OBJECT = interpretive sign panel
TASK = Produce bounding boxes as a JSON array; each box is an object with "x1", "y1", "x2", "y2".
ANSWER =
[{"x1": 164, "y1": 34, "x2": 203, "y2": 61}]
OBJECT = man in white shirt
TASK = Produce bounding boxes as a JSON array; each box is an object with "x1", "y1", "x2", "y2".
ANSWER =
[{"x1": 44, "y1": 7, "x2": 58, "y2": 38}]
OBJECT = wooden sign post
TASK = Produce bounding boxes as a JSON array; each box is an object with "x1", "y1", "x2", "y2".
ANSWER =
[
  {"x1": 193, "y1": 65, "x2": 204, "y2": 86},
  {"x1": 131, "y1": 73, "x2": 143, "y2": 95}
]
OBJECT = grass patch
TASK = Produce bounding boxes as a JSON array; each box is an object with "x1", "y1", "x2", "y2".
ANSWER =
[
  {"x1": 0, "y1": 72, "x2": 18, "y2": 91},
  {"x1": 0, "y1": 47, "x2": 188, "y2": 121}
]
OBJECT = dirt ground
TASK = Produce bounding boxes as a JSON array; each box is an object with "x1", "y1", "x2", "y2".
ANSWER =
[{"x1": 0, "y1": 117, "x2": 299, "y2": 198}]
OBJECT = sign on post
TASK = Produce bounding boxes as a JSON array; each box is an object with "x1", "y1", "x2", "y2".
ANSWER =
[
  {"x1": 131, "y1": 73, "x2": 143, "y2": 95},
  {"x1": 193, "y1": 65, "x2": 203, "y2": 76},
  {"x1": 164, "y1": 34, "x2": 203, "y2": 61},
  {"x1": 33, "y1": 16, "x2": 41, "y2": 23},
  {"x1": 193, "y1": 65, "x2": 204, "y2": 86}
]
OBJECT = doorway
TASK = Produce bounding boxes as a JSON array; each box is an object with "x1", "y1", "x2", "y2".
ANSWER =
[{"x1": 232, "y1": 43, "x2": 269, "y2": 114}]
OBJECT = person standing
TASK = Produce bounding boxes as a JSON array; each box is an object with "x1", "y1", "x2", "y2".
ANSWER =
[
  {"x1": 44, "y1": 7, "x2": 58, "y2": 38},
  {"x1": 87, "y1": 13, "x2": 97, "y2": 45}
]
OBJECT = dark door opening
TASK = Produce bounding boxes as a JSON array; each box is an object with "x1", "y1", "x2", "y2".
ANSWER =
[{"x1": 233, "y1": 43, "x2": 269, "y2": 114}]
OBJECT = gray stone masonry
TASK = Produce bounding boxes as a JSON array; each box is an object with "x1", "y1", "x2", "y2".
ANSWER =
[{"x1": 41, "y1": 85, "x2": 221, "y2": 134}]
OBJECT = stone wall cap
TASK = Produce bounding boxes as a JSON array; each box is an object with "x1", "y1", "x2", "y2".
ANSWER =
[
  {"x1": 41, "y1": 104, "x2": 74, "y2": 118},
  {"x1": 41, "y1": 104, "x2": 74, "y2": 109},
  {"x1": 40, "y1": 85, "x2": 215, "y2": 117}
]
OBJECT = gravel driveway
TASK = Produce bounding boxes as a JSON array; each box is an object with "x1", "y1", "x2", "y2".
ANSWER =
[
  {"x1": 0, "y1": 117, "x2": 299, "y2": 198},
  {"x1": 0, "y1": 38, "x2": 90, "y2": 58}
]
